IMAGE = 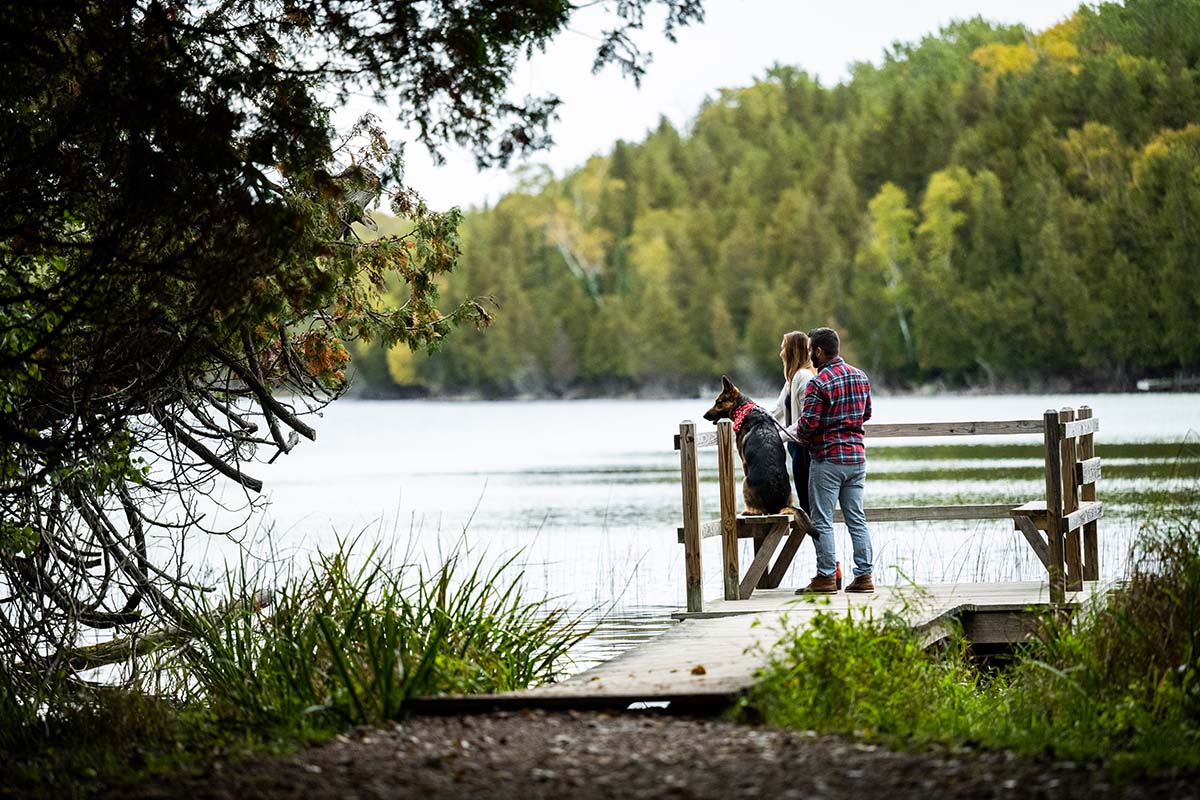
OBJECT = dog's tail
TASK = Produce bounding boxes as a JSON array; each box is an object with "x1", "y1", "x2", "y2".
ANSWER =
[{"x1": 781, "y1": 505, "x2": 818, "y2": 539}]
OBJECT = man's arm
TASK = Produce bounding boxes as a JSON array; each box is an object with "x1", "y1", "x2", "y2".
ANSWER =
[
  {"x1": 863, "y1": 379, "x2": 872, "y2": 423},
  {"x1": 793, "y1": 380, "x2": 825, "y2": 444}
]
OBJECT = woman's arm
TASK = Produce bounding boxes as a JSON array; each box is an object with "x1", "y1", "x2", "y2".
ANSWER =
[
  {"x1": 790, "y1": 369, "x2": 814, "y2": 430},
  {"x1": 770, "y1": 381, "x2": 789, "y2": 424}
]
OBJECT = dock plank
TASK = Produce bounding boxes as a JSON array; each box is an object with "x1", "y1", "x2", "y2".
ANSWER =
[{"x1": 408, "y1": 581, "x2": 1113, "y2": 713}]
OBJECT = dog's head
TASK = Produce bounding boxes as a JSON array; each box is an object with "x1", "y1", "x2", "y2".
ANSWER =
[{"x1": 702, "y1": 375, "x2": 746, "y2": 423}]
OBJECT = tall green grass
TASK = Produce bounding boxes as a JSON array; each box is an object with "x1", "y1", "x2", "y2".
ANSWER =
[
  {"x1": 176, "y1": 540, "x2": 591, "y2": 733},
  {"x1": 744, "y1": 463, "x2": 1200, "y2": 775}
]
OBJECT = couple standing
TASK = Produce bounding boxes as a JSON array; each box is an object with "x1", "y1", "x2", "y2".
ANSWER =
[{"x1": 771, "y1": 327, "x2": 874, "y2": 594}]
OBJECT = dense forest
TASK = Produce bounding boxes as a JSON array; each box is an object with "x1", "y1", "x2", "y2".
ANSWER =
[{"x1": 354, "y1": 0, "x2": 1200, "y2": 396}]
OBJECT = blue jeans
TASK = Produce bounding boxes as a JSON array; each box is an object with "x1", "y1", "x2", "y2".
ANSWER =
[
  {"x1": 808, "y1": 459, "x2": 872, "y2": 578},
  {"x1": 787, "y1": 441, "x2": 810, "y2": 514}
]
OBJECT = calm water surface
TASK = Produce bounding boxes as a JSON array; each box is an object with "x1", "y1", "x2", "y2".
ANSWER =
[{"x1": 200, "y1": 393, "x2": 1200, "y2": 669}]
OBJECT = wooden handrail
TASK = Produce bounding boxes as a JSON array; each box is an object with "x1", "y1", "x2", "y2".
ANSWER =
[
  {"x1": 675, "y1": 430, "x2": 719, "y2": 450},
  {"x1": 1064, "y1": 500, "x2": 1103, "y2": 533},
  {"x1": 676, "y1": 419, "x2": 1047, "y2": 450},
  {"x1": 864, "y1": 420, "x2": 1045, "y2": 437},
  {"x1": 677, "y1": 503, "x2": 1023, "y2": 543},
  {"x1": 856, "y1": 504, "x2": 1020, "y2": 521},
  {"x1": 717, "y1": 420, "x2": 739, "y2": 600},
  {"x1": 1076, "y1": 457, "x2": 1102, "y2": 485},
  {"x1": 1061, "y1": 416, "x2": 1100, "y2": 439}
]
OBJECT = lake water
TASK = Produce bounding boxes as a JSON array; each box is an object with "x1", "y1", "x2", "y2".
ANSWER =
[{"x1": 199, "y1": 392, "x2": 1200, "y2": 669}]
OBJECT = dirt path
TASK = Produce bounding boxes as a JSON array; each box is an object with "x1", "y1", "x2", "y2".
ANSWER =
[{"x1": 112, "y1": 710, "x2": 1198, "y2": 800}]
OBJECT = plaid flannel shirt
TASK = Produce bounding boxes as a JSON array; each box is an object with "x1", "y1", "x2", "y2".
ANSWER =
[{"x1": 793, "y1": 356, "x2": 872, "y2": 464}]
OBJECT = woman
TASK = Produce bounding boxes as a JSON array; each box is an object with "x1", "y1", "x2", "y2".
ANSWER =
[{"x1": 771, "y1": 330, "x2": 815, "y2": 513}]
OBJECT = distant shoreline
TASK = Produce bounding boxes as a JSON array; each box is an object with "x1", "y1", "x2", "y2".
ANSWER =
[{"x1": 346, "y1": 378, "x2": 1200, "y2": 402}]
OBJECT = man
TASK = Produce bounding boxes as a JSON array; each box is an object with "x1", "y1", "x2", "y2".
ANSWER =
[{"x1": 791, "y1": 327, "x2": 874, "y2": 594}]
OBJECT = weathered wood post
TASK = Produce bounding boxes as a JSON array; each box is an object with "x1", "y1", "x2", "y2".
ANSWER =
[
  {"x1": 1060, "y1": 407, "x2": 1083, "y2": 591},
  {"x1": 678, "y1": 420, "x2": 703, "y2": 613},
  {"x1": 1077, "y1": 405, "x2": 1099, "y2": 581},
  {"x1": 717, "y1": 419, "x2": 739, "y2": 601},
  {"x1": 1043, "y1": 409, "x2": 1066, "y2": 603}
]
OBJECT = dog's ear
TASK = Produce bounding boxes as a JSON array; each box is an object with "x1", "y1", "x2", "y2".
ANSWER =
[{"x1": 721, "y1": 375, "x2": 733, "y2": 391}]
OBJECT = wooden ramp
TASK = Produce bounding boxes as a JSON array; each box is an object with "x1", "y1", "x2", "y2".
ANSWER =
[{"x1": 406, "y1": 580, "x2": 1113, "y2": 714}]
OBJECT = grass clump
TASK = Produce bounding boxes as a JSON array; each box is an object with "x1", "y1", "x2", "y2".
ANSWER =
[
  {"x1": 745, "y1": 477, "x2": 1200, "y2": 775},
  {"x1": 743, "y1": 606, "x2": 987, "y2": 744},
  {"x1": 180, "y1": 541, "x2": 590, "y2": 734}
]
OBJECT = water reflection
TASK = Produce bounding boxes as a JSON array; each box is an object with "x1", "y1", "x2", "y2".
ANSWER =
[{"x1": 569, "y1": 607, "x2": 678, "y2": 672}]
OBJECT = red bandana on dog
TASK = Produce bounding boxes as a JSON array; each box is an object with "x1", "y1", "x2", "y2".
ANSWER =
[{"x1": 731, "y1": 401, "x2": 756, "y2": 434}]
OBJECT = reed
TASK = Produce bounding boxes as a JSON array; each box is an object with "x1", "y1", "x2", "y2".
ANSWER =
[{"x1": 173, "y1": 536, "x2": 591, "y2": 733}]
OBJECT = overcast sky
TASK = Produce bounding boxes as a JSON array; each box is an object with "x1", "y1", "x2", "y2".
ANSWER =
[{"x1": 343, "y1": 0, "x2": 1087, "y2": 211}]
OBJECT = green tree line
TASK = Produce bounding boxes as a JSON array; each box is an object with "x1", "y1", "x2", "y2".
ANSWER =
[{"x1": 357, "y1": 0, "x2": 1200, "y2": 395}]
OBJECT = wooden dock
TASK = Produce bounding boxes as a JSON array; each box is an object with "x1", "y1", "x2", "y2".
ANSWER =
[
  {"x1": 408, "y1": 580, "x2": 1112, "y2": 713},
  {"x1": 407, "y1": 407, "x2": 1111, "y2": 714}
]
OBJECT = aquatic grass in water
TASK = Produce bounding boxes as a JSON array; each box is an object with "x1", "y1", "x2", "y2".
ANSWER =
[{"x1": 176, "y1": 537, "x2": 592, "y2": 733}]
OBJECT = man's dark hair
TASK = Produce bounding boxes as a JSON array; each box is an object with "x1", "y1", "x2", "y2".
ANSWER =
[{"x1": 808, "y1": 327, "x2": 840, "y2": 357}]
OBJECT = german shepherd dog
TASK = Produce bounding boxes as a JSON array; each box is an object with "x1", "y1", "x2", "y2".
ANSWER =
[{"x1": 703, "y1": 375, "x2": 793, "y2": 515}]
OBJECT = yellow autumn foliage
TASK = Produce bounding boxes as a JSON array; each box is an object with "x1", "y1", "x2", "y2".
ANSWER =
[
  {"x1": 970, "y1": 42, "x2": 1037, "y2": 88},
  {"x1": 1133, "y1": 124, "x2": 1200, "y2": 185},
  {"x1": 916, "y1": 168, "x2": 971, "y2": 263},
  {"x1": 627, "y1": 209, "x2": 686, "y2": 282},
  {"x1": 972, "y1": 15, "x2": 1082, "y2": 89},
  {"x1": 1037, "y1": 15, "x2": 1081, "y2": 61},
  {"x1": 1042, "y1": 38, "x2": 1080, "y2": 62}
]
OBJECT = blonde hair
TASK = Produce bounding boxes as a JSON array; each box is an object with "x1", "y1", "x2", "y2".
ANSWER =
[{"x1": 782, "y1": 330, "x2": 812, "y2": 384}]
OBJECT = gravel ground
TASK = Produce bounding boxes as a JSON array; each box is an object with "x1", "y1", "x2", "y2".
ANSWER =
[{"x1": 110, "y1": 710, "x2": 1200, "y2": 800}]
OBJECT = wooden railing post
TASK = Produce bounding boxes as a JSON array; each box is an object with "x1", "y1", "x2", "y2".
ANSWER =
[
  {"x1": 716, "y1": 419, "x2": 739, "y2": 601},
  {"x1": 1060, "y1": 408, "x2": 1083, "y2": 591},
  {"x1": 678, "y1": 421, "x2": 703, "y2": 613},
  {"x1": 1077, "y1": 405, "x2": 1099, "y2": 581},
  {"x1": 1043, "y1": 409, "x2": 1066, "y2": 603}
]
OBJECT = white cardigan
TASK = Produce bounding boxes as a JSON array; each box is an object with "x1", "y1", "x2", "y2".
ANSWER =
[{"x1": 771, "y1": 368, "x2": 815, "y2": 440}]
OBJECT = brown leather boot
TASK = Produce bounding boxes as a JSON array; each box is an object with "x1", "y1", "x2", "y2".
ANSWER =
[
  {"x1": 844, "y1": 574, "x2": 875, "y2": 593},
  {"x1": 796, "y1": 575, "x2": 837, "y2": 595}
]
